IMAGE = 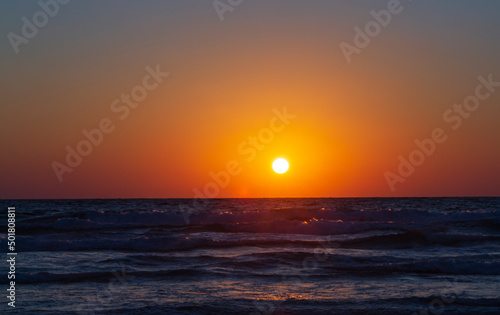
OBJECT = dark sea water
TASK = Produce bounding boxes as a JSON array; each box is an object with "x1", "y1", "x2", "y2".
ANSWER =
[{"x1": 1, "y1": 198, "x2": 499, "y2": 314}]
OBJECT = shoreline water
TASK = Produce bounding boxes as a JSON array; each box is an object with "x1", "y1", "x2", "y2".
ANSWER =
[{"x1": 1, "y1": 197, "x2": 499, "y2": 314}]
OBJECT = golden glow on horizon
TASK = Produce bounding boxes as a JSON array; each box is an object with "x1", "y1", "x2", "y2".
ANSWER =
[
  {"x1": 272, "y1": 158, "x2": 289, "y2": 174},
  {"x1": 3, "y1": 1, "x2": 500, "y2": 199}
]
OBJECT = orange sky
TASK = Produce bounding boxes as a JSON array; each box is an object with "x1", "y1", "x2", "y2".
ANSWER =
[{"x1": 1, "y1": 1, "x2": 500, "y2": 198}]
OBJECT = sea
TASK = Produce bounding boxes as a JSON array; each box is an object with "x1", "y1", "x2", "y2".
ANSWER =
[{"x1": 1, "y1": 198, "x2": 499, "y2": 314}]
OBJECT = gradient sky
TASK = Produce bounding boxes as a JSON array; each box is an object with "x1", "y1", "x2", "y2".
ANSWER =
[{"x1": 1, "y1": 0, "x2": 500, "y2": 199}]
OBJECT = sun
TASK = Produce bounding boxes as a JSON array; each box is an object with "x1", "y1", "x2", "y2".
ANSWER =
[{"x1": 272, "y1": 158, "x2": 289, "y2": 174}]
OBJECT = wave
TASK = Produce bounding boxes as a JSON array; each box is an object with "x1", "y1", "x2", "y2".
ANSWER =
[
  {"x1": 18, "y1": 258, "x2": 500, "y2": 284},
  {"x1": 17, "y1": 268, "x2": 209, "y2": 284},
  {"x1": 339, "y1": 231, "x2": 500, "y2": 248},
  {"x1": 11, "y1": 206, "x2": 500, "y2": 234},
  {"x1": 3, "y1": 229, "x2": 499, "y2": 253}
]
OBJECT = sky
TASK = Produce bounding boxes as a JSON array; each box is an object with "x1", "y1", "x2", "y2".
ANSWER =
[{"x1": 1, "y1": 0, "x2": 500, "y2": 199}]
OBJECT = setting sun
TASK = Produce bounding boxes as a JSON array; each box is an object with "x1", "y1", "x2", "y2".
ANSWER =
[
  {"x1": 272, "y1": 158, "x2": 289, "y2": 174},
  {"x1": 2, "y1": 2, "x2": 499, "y2": 314}
]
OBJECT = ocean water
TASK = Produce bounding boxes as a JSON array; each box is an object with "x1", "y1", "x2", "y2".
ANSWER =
[{"x1": 1, "y1": 198, "x2": 499, "y2": 314}]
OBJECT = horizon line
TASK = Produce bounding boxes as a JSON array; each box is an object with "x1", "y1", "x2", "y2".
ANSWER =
[{"x1": 2, "y1": 196, "x2": 499, "y2": 201}]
